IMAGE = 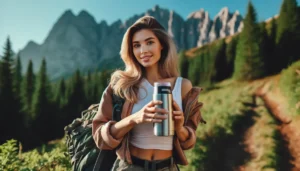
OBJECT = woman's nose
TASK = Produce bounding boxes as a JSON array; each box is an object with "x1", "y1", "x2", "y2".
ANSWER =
[{"x1": 140, "y1": 44, "x2": 149, "y2": 54}]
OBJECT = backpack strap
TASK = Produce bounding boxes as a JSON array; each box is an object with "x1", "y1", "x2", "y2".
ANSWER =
[
  {"x1": 93, "y1": 93, "x2": 125, "y2": 171},
  {"x1": 112, "y1": 93, "x2": 125, "y2": 122}
]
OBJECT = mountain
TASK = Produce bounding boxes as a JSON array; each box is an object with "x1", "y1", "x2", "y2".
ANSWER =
[{"x1": 19, "y1": 5, "x2": 243, "y2": 81}]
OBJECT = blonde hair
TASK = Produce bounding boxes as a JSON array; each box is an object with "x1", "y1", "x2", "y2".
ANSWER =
[{"x1": 110, "y1": 16, "x2": 179, "y2": 103}]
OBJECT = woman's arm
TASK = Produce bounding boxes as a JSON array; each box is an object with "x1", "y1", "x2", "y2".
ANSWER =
[{"x1": 92, "y1": 84, "x2": 120, "y2": 150}]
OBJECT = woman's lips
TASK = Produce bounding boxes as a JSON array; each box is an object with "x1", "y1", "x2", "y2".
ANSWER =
[{"x1": 141, "y1": 55, "x2": 152, "y2": 62}]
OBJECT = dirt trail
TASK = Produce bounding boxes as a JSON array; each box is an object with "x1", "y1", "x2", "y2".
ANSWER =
[{"x1": 255, "y1": 81, "x2": 300, "y2": 171}]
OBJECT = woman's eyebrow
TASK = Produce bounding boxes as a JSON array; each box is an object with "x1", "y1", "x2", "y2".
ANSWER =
[{"x1": 132, "y1": 37, "x2": 155, "y2": 44}]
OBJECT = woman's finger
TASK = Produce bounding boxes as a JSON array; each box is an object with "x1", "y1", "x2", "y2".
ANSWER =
[
  {"x1": 144, "y1": 113, "x2": 167, "y2": 119},
  {"x1": 174, "y1": 116, "x2": 183, "y2": 119},
  {"x1": 147, "y1": 100, "x2": 162, "y2": 107},
  {"x1": 146, "y1": 107, "x2": 168, "y2": 114},
  {"x1": 172, "y1": 100, "x2": 180, "y2": 111},
  {"x1": 173, "y1": 111, "x2": 183, "y2": 115}
]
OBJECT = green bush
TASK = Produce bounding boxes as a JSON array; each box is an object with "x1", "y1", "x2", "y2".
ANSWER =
[
  {"x1": 0, "y1": 139, "x2": 71, "y2": 170},
  {"x1": 279, "y1": 60, "x2": 300, "y2": 116}
]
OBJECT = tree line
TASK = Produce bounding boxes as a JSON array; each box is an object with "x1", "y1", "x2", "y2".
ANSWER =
[{"x1": 0, "y1": 40, "x2": 110, "y2": 150}]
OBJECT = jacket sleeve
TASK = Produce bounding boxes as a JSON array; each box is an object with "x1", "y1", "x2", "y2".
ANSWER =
[
  {"x1": 92, "y1": 84, "x2": 124, "y2": 150},
  {"x1": 179, "y1": 89, "x2": 204, "y2": 150}
]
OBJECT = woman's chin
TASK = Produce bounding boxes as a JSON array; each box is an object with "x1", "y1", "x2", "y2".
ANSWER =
[{"x1": 141, "y1": 62, "x2": 152, "y2": 68}]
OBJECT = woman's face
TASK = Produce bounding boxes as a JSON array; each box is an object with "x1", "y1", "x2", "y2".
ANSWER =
[{"x1": 132, "y1": 29, "x2": 163, "y2": 68}]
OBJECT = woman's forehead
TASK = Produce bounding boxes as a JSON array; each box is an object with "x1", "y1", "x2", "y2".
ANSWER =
[{"x1": 132, "y1": 29, "x2": 157, "y2": 42}]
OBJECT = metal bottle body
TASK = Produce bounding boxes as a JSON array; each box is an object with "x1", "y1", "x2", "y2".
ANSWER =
[{"x1": 153, "y1": 82, "x2": 174, "y2": 136}]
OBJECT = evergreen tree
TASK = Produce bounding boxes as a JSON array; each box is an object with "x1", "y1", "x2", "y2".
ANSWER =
[
  {"x1": 12, "y1": 53, "x2": 26, "y2": 142},
  {"x1": 212, "y1": 39, "x2": 227, "y2": 82},
  {"x1": 55, "y1": 78, "x2": 66, "y2": 109},
  {"x1": 233, "y1": 1, "x2": 266, "y2": 81},
  {"x1": 276, "y1": 0, "x2": 300, "y2": 67},
  {"x1": 13, "y1": 53, "x2": 22, "y2": 99},
  {"x1": 54, "y1": 77, "x2": 67, "y2": 138},
  {"x1": 178, "y1": 50, "x2": 189, "y2": 78},
  {"x1": 20, "y1": 60, "x2": 36, "y2": 149},
  {"x1": 31, "y1": 58, "x2": 53, "y2": 143},
  {"x1": 259, "y1": 22, "x2": 271, "y2": 74},
  {"x1": 21, "y1": 60, "x2": 35, "y2": 128},
  {"x1": 188, "y1": 54, "x2": 202, "y2": 86},
  {"x1": 203, "y1": 50, "x2": 214, "y2": 86},
  {"x1": 0, "y1": 37, "x2": 19, "y2": 144},
  {"x1": 267, "y1": 18, "x2": 279, "y2": 74},
  {"x1": 225, "y1": 35, "x2": 238, "y2": 78},
  {"x1": 66, "y1": 69, "x2": 87, "y2": 122}
]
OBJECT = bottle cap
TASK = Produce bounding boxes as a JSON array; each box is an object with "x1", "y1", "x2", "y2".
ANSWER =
[{"x1": 154, "y1": 82, "x2": 171, "y2": 94}]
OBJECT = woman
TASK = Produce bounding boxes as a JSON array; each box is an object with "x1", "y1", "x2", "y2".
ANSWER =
[{"x1": 92, "y1": 16, "x2": 205, "y2": 171}]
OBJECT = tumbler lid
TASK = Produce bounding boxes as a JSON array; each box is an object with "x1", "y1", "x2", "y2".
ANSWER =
[{"x1": 154, "y1": 82, "x2": 171, "y2": 94}]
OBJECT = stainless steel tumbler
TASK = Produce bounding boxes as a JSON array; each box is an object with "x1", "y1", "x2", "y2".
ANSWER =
[{"x1": 153, "y1": 82, "x2": 174, "y2": 136}]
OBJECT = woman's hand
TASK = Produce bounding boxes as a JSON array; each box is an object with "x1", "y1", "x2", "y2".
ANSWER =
[
  {"x1": 172, "y1": 100, "x2": 184, "y2": 131},
  {"x1": 132, "y1": 100, "x2": 168, "y2": 125}
]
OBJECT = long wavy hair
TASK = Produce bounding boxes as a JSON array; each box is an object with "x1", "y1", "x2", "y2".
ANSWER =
[{"x1": 110, "y1": 16, "x2": 179, "y2": 103}]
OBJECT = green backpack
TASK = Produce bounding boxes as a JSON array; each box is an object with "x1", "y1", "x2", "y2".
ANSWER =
[{"x1": 64, "y1": 93, "x2": 124, "y2": 171}]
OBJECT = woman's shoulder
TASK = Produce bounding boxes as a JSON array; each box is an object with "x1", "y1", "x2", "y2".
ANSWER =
[{"x1": 180, "y1": 78, "x2": 192, "y2": 100}]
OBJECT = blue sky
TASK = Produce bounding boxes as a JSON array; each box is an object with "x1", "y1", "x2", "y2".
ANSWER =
[{"x1": 0, "y1": 0, "x2": 299, "y2": 55}]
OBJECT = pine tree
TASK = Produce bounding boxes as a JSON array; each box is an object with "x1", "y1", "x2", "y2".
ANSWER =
[
  {"x1": 178, "y1": 50, "x2": 189, "y2": 78},
  {"x1": 225, "y1": 35, "x2": 238, "y2": 78},
  {"x1": 233, "y1": 1, "x2": 266, "y2": 81},
  {"x1": 267, "y1": 18, "x2": 279, "y2": 74},
  {"x1": 31, "y1": 58, "x2": 53, "y2": 143},
  {"x1": 212, "y1": 39, "x2": 227, "y2": 82},
  {"x1": 66, "y1": 69, "x2": 87, "y2": 122},
  {"x1": 21, "y1": 60, "x2": 35, "y2": 128},
  {"x1": 54, "y1": 77, "x2": 67, "y2": 138},
  {"x1": 55, "y1": 78, "x2": 66, "y2": 109},
  {"x1": 276, "y1": 0, "x2": 300, "y2": 67},
  {"x1": 13, "y1": 53, "x2": 22, "y2": 98},
  {"x1": 0, "y1": 37, "x2": 19, "y2": 144},
  {"x1": 259, "y1": 22, "x2": 271, "y2": 74},
  {"x1": 188, "y1": 54, "x2": 202, "y2": 86}
]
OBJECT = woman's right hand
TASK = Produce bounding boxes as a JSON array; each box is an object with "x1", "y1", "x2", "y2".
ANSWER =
[{"x1": 132, "y1": 100, "x2": 168, "y2": 125}]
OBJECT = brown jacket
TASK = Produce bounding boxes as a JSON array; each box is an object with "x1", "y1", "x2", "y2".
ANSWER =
[{"x1": 92, "y1": 84, "x2": 205, "y2": 165}]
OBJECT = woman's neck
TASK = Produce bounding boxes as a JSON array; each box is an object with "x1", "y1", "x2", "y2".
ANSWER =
[{"x1": 144, "y1": 65, "x2": 162, "y2": 84}]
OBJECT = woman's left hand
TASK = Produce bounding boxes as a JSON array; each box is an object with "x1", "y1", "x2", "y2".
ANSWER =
[{"x1": 172, "y1": 100, "x2": 184, "y2": 130}]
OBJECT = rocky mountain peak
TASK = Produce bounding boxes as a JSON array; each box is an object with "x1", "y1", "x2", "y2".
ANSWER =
[
  {"x1": 57, "y1": 9, "x2": 76, "y2": 25},
  {"x1": 77, "y1": 10, "x2": 97, "y2": 25},
  {"x1": 217, "y1": 7, "x2": 229, "y2": 18},
  {"x1": 187, "y1": 8, "x2": 206, "y2": 19}
]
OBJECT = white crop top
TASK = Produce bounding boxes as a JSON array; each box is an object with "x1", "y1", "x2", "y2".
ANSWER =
[{"x1": 130, "y1": 77, "x2": 183, "y2": 150}]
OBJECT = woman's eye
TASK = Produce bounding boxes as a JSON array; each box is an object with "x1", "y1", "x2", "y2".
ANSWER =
[
  {"x1": 133, "y1": 44, "x2": 140, "y2": 48},
  {"x1": 147, "y1": 41, "x2": 154, "y2": 45}
]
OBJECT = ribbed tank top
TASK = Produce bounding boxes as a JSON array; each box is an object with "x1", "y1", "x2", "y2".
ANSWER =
[{"x1": 130, "y1": 77, "x2": 183, "y2": 150}]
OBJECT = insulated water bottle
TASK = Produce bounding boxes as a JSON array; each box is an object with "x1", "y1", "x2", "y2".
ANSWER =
[{"x1": 153, "y1": 82, "x2": 174, "y2": 136}]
